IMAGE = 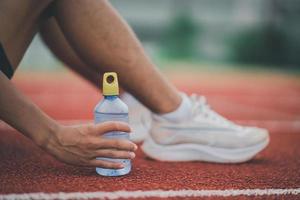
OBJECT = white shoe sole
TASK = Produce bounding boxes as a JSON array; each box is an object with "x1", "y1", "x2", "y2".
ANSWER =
[{"x1": 141, "y1": 135, "x2": 269, "y2": 163}]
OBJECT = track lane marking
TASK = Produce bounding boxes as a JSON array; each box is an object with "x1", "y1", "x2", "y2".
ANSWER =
[
  {"x1": 2, "y1": 120, "x2": 300, "y2": 132},
  {"x1": 1, "y1": 188, "x2": 300, "y2": 200}
]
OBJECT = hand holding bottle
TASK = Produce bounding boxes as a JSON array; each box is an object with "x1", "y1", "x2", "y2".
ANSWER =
[{"x1": 43, "y1": 122, "x2": 137, "y2": 169}]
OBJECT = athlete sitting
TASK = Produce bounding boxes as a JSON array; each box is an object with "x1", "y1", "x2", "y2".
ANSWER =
[{"x1": 0, "y1": 0, "x2": 269, "y2": 169}]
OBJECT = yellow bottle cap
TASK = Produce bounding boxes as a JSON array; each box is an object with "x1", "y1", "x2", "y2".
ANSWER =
[{"x1": 102, "y1": 72, "x2": 119, "y2": 96}]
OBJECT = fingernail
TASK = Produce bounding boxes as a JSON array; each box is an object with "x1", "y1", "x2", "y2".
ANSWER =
[
  {"x1": 134, "y1": 145, "x2": 138, "y2": 150},
  {"x1": 118, "y1": 164, "x2": 124, "y2": 168},
  {"x1": 130, "y1": 152, "x2": 135, "y2": 159}
]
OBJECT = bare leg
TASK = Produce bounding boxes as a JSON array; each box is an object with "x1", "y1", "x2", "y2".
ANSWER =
[
  {"x1": 0, "y1": 0, "x2": 52, "y2": 69},
  {"x1": 39, "y1": 18, "x2": 99, "y2": 87},
  {"x1": 40, "y1": 17, "x2": 126, "y2": 94},
  {"x1": 53, "y1": 0, "x2": 181, "y2": 114}
]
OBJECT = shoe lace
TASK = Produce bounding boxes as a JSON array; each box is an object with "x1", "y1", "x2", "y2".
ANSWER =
[{"x1": 189, "y1": 94, "x2": 238, "y2": 128}]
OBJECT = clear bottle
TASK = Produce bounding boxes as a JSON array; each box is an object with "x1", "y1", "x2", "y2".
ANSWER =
[{"x1": 94, "y1": 72, "x2": 131, "y2": 176}]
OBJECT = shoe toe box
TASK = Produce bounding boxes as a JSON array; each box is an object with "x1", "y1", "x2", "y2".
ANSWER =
[{"x1": 241, "y1": 127, "x2": 269, "y2": 147}]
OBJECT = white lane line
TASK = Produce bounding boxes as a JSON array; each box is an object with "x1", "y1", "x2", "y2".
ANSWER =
[
  {"x1": 2, "y1": 120, "x2": 300, "y2": 132},
  {"x1": 235, "y1": 120, "x2": 300, "y2": 132},
  {"x1": 1, "y1": 188, "x2": 300, "y2": 200}
]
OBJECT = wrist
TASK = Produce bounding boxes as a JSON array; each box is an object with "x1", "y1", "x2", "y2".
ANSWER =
[{"x1": 34, "y1": 120, "x2": 61, "y2": 148}]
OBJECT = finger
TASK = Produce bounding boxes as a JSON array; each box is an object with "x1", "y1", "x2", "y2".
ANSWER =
[
  {"x1": 93, "y1": 149, "x2": 135, "y2": 159},
  {"x1": 99, "y1": 138, "x2": 138, "y2": 151},
  {"x1": 89, "y1": 159, "x2": 124, "y2": 169},
  {"x1": 93, "y1": 121, "x2": 131, "y2": 135}
]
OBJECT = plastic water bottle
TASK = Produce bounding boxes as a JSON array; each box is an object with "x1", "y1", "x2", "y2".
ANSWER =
[{"x1": 94, "y1": 72, "x2": 131, "y2": 176}]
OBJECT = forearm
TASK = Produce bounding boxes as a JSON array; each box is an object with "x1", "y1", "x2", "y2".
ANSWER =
[
  {"x1": 0, "y1": 72, "x2": 59, "y2": 146},
  {"x1": 0, "y1": 73, "x2": 136, "y2": 168}
]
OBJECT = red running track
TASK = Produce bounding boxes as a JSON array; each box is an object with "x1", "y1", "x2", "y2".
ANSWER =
[{"x1": 0, "y1": 70, "x2": 300, "y2": 199}]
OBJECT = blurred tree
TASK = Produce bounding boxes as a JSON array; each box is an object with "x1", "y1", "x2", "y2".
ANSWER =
[
  {"x1": 162, "y1": 10, "x2": 198, "y2": 59},
  {"x1": 231, "y1": 0, "x2": 300, "y2": 69},
  {"x1": 231, "y1": 25, "x2": 287, "y2": 66}
]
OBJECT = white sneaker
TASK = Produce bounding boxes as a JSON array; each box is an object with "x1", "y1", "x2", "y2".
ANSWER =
[
  {"x1": 121, "y1": 93, "x2": 151, "y2": 143},
  {"x1": 141, "y1": 94, "x2": 269, "y2": 163}
]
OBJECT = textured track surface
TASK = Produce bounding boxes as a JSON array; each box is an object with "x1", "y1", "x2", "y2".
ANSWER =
[{"x1": 0, "y1": 70, "x2": 300, "y2": 199}]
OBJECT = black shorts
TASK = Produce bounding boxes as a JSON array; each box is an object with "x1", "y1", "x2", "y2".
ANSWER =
[{"x1": 0, "y1": 43, "x2": 14, "y2": 79}]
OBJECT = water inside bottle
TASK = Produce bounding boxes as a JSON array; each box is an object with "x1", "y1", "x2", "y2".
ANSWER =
[{"x1": 94, "y1": 112, "x2": 131, "y2": 176}]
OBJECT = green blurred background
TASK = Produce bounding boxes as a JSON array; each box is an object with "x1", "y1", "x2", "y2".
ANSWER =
[{"x1": 19, "y1": 0, "x2": 300, "y2": 73}]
